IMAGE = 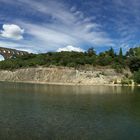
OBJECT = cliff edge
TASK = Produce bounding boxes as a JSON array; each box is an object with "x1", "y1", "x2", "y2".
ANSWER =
[{"x1": 0, "y1": 67, "x2": 132, "y2": 85}]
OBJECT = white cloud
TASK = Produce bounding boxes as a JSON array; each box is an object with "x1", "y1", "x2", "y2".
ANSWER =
[
  {"x1": 0, "y1": 40, "x2": 37, "y2": 53},
  {"x1": 0, "y1": 24, "x2": 24, "y2": 40},
  {"x1": 16, "y1": 0, "x2": 76, "y2": 25},
  {"x1": 1, "y1": 0, "x2": 140, "y2": 53},
  {"x1": 17, "y1": 0, "x2": 113, "y2": 46},
  {"x1": 0, "y1": 0, "x2": 114, "y2": 52},
  {"x1": 57, "y1": 45, "x2": 84, "y2": 52}
]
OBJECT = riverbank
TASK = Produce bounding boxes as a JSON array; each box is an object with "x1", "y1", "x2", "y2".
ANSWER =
[{"x1": 0, "y1": 66, "x2": 135, "y2": 86}]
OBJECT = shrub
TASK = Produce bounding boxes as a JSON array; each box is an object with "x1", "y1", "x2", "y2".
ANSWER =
[
  {"x1": 112, "y1": 64, "x2": 123, "y2": 73},
  {"x1": 121, "y1": 78, "x2": 132, "y2": 85},
  {"x1": 128, "y1": 57, "x2": 140, "y2": 72},
  {"x1": 133, "y1": 70, "x2": 140, "y2": 84}
]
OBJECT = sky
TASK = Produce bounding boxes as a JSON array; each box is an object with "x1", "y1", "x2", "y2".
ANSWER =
[{"x1": 0, "y1": 0, "x2": 140, "y2": 54}]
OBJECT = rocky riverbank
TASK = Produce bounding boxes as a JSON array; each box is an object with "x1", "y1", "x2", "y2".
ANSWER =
[{"x1": 0, "y1": 66, "x2": 133, "y2": 85}]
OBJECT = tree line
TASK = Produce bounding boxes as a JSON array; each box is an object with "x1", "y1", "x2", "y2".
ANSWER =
[{"x1": 0, "y1": 47, "x2": 139, "y2": 83}]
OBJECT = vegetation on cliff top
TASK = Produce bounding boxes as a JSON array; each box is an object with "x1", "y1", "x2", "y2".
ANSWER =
[{"x1": 0, "y1": 47, "x2": 140, "y2": 83}]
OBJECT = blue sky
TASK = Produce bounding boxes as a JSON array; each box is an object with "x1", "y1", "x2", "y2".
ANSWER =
[{"x1": 0, "y1": 0, "x2": 140, "y2": 53}]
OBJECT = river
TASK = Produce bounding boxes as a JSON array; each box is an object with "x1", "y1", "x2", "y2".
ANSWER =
[{"x1": 0, "y1": 82, "x2": 140, "y2": 140}]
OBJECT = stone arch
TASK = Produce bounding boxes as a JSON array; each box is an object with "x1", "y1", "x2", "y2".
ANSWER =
[{"x1": 0, "y1": 54, "x2": 5, "y2": 61}]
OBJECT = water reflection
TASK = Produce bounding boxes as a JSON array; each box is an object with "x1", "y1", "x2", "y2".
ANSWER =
[
  {"x1": 0, "y1": 82, "x2": 140, "y2": 140},
  {"x1": 0, "y1": 82, "x2": 139, "y2": 95}
]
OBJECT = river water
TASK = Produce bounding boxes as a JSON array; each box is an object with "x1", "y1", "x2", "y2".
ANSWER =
[{"x1": 0, "y1": 82, "x2": 140, "y2": 140}]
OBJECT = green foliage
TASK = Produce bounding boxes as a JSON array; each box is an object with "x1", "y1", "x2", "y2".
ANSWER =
[
  {"x1": 97, "y1": 52, "x2": 113, "y2": 66},
  {"x1": 108, "y1": 47, "x2": 115, "y2": 58},
  {"x1": 0, "y1": 47, "x2": 139, "y2": 75},
  {"x1": 112, "y1": 64, "x2": 123, "y2": 73},
  {"x1": 133, "y1": 70, "x2": 140, "y2": 84},
  {"x1": 126, "y1": 47, "x2": 140, "y2": 58},
  {"x1": 119, "y1": 48, "x2": 123, "y2": 58},
  {"x1": 87, "y1": 47, "x2": 96, "y2": 56},
  {"x1": 121, "y1": 78, "x2": 132, "y2": 85},
  {"x1": 126, "y1": 48, "x2": 135, "y2": 57},
  {"x1": 128, "y1": 57, "x2": 140, "y2": 72}
]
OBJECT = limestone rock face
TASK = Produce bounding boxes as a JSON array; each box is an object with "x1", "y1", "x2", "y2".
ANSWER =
[{"x1": 0, "y1": 67, "x2": 130, "y2": 85}]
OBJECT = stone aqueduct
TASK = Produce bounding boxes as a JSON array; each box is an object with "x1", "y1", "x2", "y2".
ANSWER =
[{"x1": 0, "y1": 47, "x2": 29, "y2": 60}]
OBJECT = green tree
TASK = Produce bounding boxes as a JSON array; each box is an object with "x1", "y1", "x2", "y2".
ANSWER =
[
  {"x1": 119, "y1": 48, "x2": 123, "y2": 58},
  {"x1": 126, "y1": 48, "x2": 135, "y2": 57},
  {"x1": 133, "y1": 70, "x2": 140, "y2": 84},
  {"x1": 87, "y1": 47, "x2": 96, "y2": 56},
  {"x1": 128, "y1": 57, "x2": 140, "y2": 72},
  {"x1": 97, "y1": 52, "x2": 112, "y2": 66},
  {"x1": 108, "y1": 47, "x2": 115, "y2": 58}
]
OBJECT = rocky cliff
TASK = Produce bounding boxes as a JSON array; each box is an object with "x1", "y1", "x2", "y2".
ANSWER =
[{"x1": 0, "y1": 67, "x2": 131, "y2": 85}]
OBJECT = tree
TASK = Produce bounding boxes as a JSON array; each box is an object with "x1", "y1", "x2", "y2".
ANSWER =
[
  {"x1": 126, "y1": 48, "x2": 135, "y2": 57},
  {"x1": 128, "y1": 57, "x2": 140, "y2": 72},
  {"x1": 97, "y1": 52, "x2": 112, "y2": 66},
  {"x1": 119, "y1": 48, "x2": 123, "y2": 58},
  {"x1": 133, "y1": 70, "x2": 140, "y2": 84},
  {"x1": 108, "y1": 47, "x2": 115, "y2": 58},
  {"x1": 87, "y1": 47, "x2": 96, "y2": 56}
]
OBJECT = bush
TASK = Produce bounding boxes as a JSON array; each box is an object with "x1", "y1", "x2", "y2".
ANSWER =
[
  {"x1": 121, "y1": 78, "x2": 132, "y2": 85},
  {"x1": 133, "y1": 70, "x2": 140, "y2": 84},
  {"x1": 0, "y1": 47, "x2": 139, "y2": 71},
  {"x1": 128, "y1": 57, "x2": 140, "y2": 72},
  {"x1": 112, "y1": 64, "x2": 123, "y2": 73}
]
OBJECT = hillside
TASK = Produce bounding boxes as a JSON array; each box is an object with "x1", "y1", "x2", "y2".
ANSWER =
[{"x1": 0, "y1": 47, "x2": 139, "y2": 84}]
